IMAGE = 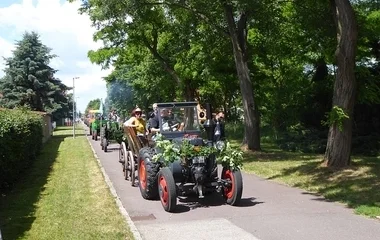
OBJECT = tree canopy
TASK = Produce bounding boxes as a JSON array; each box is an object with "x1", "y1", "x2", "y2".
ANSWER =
[
  {"x1": 72, "y1": 0, "x2": 380, "y2": 168},
  {"x1": 0, "y1": 32, "x2": 71, "y2": 120}
]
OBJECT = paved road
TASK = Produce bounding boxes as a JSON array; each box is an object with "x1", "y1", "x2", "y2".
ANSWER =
[{"x1": 85, "y1": 128, "x2": 380, "y2": 240}]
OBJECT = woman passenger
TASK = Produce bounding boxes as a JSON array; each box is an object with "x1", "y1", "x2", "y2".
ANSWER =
[{"x1": 124, "y1": 107, "x2": 147, "y2": 136}]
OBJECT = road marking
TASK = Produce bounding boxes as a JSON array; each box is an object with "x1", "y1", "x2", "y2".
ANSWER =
[{"x1": 137, "y1": 218, "x2": 261, "y2": 240}]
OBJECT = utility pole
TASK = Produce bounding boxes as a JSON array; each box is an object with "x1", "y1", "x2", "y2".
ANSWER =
[{"x1": 73, "y1": 77, "x2": 79, "y2": 138}]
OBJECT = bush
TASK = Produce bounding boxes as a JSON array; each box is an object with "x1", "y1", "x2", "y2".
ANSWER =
[
  {"x1": 351, "y1": 134, "x2": 380, "y2": 156},
  {"x1": 224, "y1": 121, "x2": 245, "y2": 140},
  {"x1": 223, "y1": 121, "x2": 379, "y2": 156},
  {"x1": 275, "y1": 125, "x2": 328, "y2": 154},
  {"x1": 0, "y1": 108, "x2": 43, "y2": 190}
]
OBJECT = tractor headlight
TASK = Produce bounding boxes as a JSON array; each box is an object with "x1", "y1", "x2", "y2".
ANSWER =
[
  {"x1": 193, "y1": 156, "x2": 205, "y2": 164},
  {"x1": 215, "y1": 141, "x2": 226, "y2": 151}
]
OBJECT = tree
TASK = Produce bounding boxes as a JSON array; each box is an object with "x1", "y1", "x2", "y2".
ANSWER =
[
  {"x1": 70, "y1": 0, "x2": 262, "y2": 150},
  {"x1": 218, "y1": 0, "x2": 261, "y2": 150},
  {"x1": 323, "y1": 0, "x2": 358, "y2": 168},
  {"x1": 85, "y1": 98, "x2": 101, "y2": 115},
  {"x1": 0, "y1": 31, "x2": 70, "y2": 118}
]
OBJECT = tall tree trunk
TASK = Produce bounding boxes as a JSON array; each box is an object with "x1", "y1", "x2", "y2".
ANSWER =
[
  {"x1": 222, "y1": 3, "x2": 260, "y2": 151},
  {"x1": 324, "y1": 0, "x2": 358, "y2": 168},
  {"x1": 184, "y1": 81, "x2": 196, "y2": 101}
]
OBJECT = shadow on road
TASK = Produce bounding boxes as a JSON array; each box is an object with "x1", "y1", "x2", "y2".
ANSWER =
[
  {"x1": 301, "y1": 192, "x2": 336, "y2": 203},
  {"x1": 239, "y1": 197, "x2": 264, "y2": 207},
  {"x1": 173, "y1": 193, "x2": 263, "y2": 213}
]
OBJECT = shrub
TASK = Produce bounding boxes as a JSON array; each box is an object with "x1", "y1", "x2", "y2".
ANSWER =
[{"x1": 0, "y1": 108, "x2": 43, "y2": 190}]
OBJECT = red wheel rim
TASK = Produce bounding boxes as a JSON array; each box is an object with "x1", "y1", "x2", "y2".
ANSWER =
[
  {"x1": 139, "y1": 160, "x2": 146, "y2": 189},
  {"x1": 223, "y1": 169, "x2": 234, "y2": 199},
  {"x1": 159, "y1": 176, "x2": 168, "y2": 206}
]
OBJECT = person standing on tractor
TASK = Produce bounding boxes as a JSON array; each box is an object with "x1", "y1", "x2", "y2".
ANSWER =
[
  {"x1": 148, "y1": 103, "x2": 160, "y2": 134},
  {"x1": 213, "y1": 111, "x2": 225, "y2": 141}
]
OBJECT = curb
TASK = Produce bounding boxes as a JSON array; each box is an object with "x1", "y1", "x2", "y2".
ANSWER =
[{"x1": 84, "y1": 126, "x2": 143, "y2": 240}]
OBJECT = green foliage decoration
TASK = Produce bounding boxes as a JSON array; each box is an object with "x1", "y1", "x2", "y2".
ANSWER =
[
  {"x1": 152, "y1": 134, "x2": 243, "y2": 170},
  {"x1": 217, "y1": 141, "x2": 244, "y2": 170},
  {"x1": 322, "y1": 106, "x2": 350, "y2": 131}
]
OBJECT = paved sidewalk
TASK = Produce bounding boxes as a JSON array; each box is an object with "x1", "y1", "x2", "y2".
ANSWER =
[{"x1": 84, "y1": 125, "x2": 380, "y2": 240}]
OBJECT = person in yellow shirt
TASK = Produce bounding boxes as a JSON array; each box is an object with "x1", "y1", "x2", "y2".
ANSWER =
[{"x1": 124, "y1": 107, "x2": 147, "y2": 136}]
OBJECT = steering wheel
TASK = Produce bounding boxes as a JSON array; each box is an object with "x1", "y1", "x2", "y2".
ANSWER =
[
  {"x1": 162, "y1": 122, "x2": 179, "y2": 131},
  {"x1": 170, "y1": 123, "x2": 179, "y2": 131}
]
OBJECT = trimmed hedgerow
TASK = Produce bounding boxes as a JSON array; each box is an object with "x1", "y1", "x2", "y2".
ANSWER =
[{"x1": 0, "y1": 108, "x2": 43, "y2": 190}]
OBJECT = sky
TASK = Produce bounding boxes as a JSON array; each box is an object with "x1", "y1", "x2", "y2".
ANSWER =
[{"x1": 0, "y1": 0, "x2": 112, "y2": 113}]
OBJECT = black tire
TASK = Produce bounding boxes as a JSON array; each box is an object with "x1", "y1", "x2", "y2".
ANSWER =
[
  {"x1": 138, "y1": 147, "x2": 159, "y2": 200},
  {"x1": 158, "y1": 167, "x2": 177, "y2": 212},
  {"x1": 221, "y1": 167, "x2": 243, "y2": 206}
]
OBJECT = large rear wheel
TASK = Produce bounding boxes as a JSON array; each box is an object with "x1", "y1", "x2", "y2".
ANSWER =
[
  {"x1": 158, "y1": 167, "x2": 177, "y2": 212},
  {"x1": 138, "y1": 147, "x2": 159, "y2": 200},
  {"x1": 119, "y1": 143, "x2": 125, "y2": 164},
  {"x1": 221, "y1": 167, "x2": 243, "y2": 206}
]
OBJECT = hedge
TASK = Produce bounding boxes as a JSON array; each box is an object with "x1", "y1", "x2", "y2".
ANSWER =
[{"x1": 0, "y1": 108, "x2": 43, "y2": 190}]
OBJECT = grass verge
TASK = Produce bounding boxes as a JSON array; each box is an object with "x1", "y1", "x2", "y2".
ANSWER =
[
  {"x1": 238, "y1": 141, "x2": 380, "y2": 218},
  {"x1": 0, "y1": 126, "x2": 134, "y2": 240}
]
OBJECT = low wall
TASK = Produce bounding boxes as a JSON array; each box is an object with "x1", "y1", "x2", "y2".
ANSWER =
[
  {"x1": 41, "y1": 114, "x2": 52, "y2": 143},
  {"x1": 30, "y1": 110, "x2": 53, "y2": 143}
]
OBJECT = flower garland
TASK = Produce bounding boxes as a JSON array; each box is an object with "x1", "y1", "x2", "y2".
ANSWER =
[{"x1": 151, "y1": 134, "x2": 243, "y2": 170}]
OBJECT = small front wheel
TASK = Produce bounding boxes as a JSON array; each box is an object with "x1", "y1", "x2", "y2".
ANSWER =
[
  {"x1": 221, "y1": 167, "x2": 243, "y2": 206},
  {"x1": 158, "y1": 167, "x2": 177, "y2": 212}
]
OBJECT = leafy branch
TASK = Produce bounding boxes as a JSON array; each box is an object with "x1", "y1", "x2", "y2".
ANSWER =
[{"x1": 322, "y1": 106, "x2": 349, "y2": 131}]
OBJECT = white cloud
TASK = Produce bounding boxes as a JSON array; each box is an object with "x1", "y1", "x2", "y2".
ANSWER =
[
  {"x1": 0, "y1": 36, "x2": 15, "y2": 73},
  {"x1": 0, "y1": 0, "x2": 109, "y2": 112}
]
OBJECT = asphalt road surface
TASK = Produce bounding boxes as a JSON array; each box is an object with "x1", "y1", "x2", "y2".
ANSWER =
[{"x1": 85, "y1": 128, "x2": 380, "y2": 240}]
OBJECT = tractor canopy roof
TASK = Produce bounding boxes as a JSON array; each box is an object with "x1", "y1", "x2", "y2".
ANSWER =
[{"x1": 156, "y1": 101, "x2": 198, "y2": 108}]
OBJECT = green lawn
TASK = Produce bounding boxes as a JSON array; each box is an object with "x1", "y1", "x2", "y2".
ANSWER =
[
  {"x1": 0, "y1": 126, "x2": 134, "y2": 240},
  {"x1": 238, "y1": 141, "x2": 380, "y2": 218}
]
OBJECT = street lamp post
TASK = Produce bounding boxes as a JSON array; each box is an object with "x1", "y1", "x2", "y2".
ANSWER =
[{"x1": 73, "y1": 77, "x2": 79, "y2": 138}]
